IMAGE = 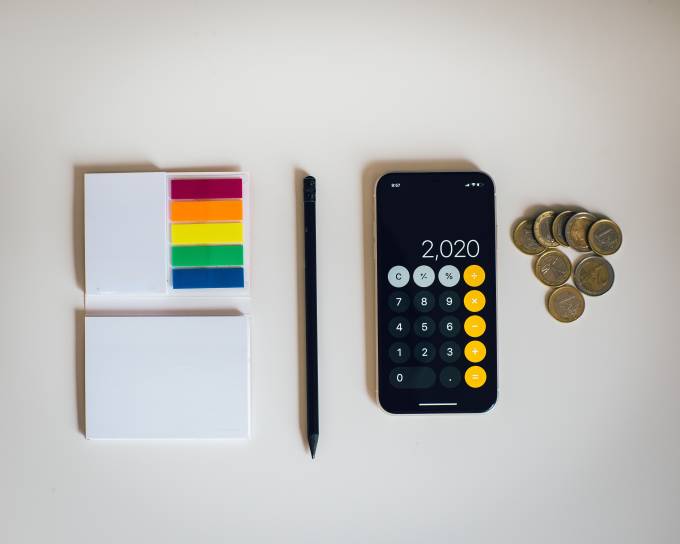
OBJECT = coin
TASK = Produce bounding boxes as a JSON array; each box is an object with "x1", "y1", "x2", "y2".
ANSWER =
[
  {"x1": 573, "y1": 255, "x2": 615, "y2": 296},
  {"x1": 512, "y1": 219, "x2": 545, "y2": 255},
  {"x1": 551, "y1": 210, "x2": 573, "y2": 247},
  {"x1": 533, "y1": 210, "x2": 559, "y2": 247},
  {"x1": 534, "y1": 249, "x2": 572, "y2": 286},
  {"x1": 565, "y1": 212, "x2": 597, "y2": 252},
  {"x1": 548, "y1": 285, "x2": 585, "y2": 323},
  {"x1": 588, "y1": 218, "x2": 622, "y2": 256}
]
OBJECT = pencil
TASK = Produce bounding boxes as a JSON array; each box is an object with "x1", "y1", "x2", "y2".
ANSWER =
[{"x1": 303, "y1": 175, "x2": 319, "y2": 459}]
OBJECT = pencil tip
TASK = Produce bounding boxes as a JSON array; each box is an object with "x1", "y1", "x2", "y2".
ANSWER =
[{"x1": 309, "y1": 433, "x2": 318, "y2": 459}]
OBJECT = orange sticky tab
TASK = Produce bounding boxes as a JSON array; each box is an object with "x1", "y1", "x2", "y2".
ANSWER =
[{"x1": 170, "y1": 200, "x2": 242, "y2": 222}]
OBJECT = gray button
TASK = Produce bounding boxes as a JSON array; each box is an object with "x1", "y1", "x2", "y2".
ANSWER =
[
  {"x1": 388, "y1": 316, "x2": 410, "y2": 338},
  {"x1": 440, "y1": 316, "x2": 461, "y2": 338},
  {"x1": 438, "y1": 265, "x2": 460, "y2": 287},
  {"x1": 388, "y1": 342, "x2": 410, "y2": 364},
  {"x1": 413, "y1": 291, "x2": 434, "y2": 312},
  {"x1": 413, "y1": 265, "x2": 435, "y2": 287},
  {"x1": 388, "y1": 266, "x2": 409, "y2": 288},
  {"x1": 414, "y1": 316, "x2": 435, "y2": 338},
  {"x1": 440, "y1": 366, "x2": 462, "y2": 388},
  {"x1": 439, "y1": 291, "x2": 461, "y2": 312},
  {"x1": 414, "y1": 341, "x2": 436, "y2": 363},
  {"x1": 388, "y1": 291, "x2": 410, "y2": 313},
  {"x1": 439, "y1": 341, "x2": 461, "y2": 363},
  {"x1": 389, "y1": 367, "x2": 436, "y2": 389}
]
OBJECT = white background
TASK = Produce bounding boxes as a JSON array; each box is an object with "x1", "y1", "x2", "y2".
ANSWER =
[{"x1": 1, "y1": 1, "x2": 679, "y2": 543}]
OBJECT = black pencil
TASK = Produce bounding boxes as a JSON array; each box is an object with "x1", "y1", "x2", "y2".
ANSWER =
[{"x1": 303, "y1": 175, "x2": 319, "y2": 459}]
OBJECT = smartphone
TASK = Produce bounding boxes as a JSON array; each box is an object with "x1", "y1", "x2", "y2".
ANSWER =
[{"x1": 375, "y1": 172, "x2": 497, "y2": 414}]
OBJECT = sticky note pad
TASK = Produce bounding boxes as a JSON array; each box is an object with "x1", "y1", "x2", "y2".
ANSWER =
[
  {"x1": 85, "y1": 315, "x2": 250, "y2": 439},
  {"x1": 85, "y1": 172, "x2": 168, "y2": 294}
]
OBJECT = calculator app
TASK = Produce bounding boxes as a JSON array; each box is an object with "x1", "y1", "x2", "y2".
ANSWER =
[{"x1": 375, "y1": 172, "x2": 497, "y2": 413}]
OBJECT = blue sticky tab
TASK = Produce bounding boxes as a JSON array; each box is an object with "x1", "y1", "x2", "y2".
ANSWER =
[{"x1": 172, "y1": 267, "x2": 245, "y2": 289}]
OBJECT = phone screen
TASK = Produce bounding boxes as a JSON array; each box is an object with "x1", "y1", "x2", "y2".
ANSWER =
[{"x1": 375, "y1": 172, "x2": 497, "y2": 413}]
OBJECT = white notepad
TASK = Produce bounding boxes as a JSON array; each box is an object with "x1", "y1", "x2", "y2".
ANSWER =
[
  {"x1": 85, "y1": 316, "x2": 250, "y2": 439},
  {"x1": 83, "y1": 171, "x2": 252, "y2": 439}
]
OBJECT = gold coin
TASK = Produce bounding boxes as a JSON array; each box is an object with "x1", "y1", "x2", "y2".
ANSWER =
[
  {"x1": 573, "y1": 255, "x2": 614, "y2": 296},
  {"x1": 533, "y1": 210, "x2": 559, "y2": 248},
  {"x1": 512, "y1": 219, "x2": 545, "y2": 255},
  {"x1": 551, "y1": 210, "x2": 573, "y2": 247},
  {"x1": 534, "y1": 249, "x2": 572, "y2": 286},
  {"x1": 565, "y1": 212, "x2": 597, "y2": 252},
  {"x1": 548, "y1": 285, "x2": 585, "y2": 323},
  {"x1": 587, "y1": 219, "x2": 622, "y2": 256}
]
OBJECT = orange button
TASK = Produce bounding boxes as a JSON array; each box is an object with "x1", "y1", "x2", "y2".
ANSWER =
[
  {"x1": 464, "y1": 340, "x2": 486, "y2": 363},
  {"x1": 464, "y1": 315, "x2": 486, "y2": 337},
  {"x1": 463, "y1": 290, "x2": 486, "y2": 312},
  {"x1": 465, "y1": 365, "x2": 487, "y2": 388},
  {"x1": 464, "y1": 264, "x2": 485, "y2": 287}
]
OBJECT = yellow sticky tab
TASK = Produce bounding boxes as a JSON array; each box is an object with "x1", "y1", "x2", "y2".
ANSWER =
[{"x1": 171, "y1": 222, "x2": 243, "y2": 245}]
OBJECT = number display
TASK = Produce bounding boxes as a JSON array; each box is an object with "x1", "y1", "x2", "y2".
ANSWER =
[{"x1": 421, "y1": 239, "x2": 480, "y2": 259}]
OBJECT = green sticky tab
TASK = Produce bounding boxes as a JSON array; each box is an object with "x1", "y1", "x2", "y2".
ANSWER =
[{"x1": 171, "y1": 245, "x2": 244, "y2": 267}]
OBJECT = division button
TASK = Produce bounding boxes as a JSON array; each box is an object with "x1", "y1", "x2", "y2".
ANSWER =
[
  {"x1": 463, "y1": 315, "x2": 486, "y2": 337},
  {"x1": 464, "y1": 340, "x2": 486, "y2": 363},
  {"x1": 440, "y1": 367, "x2": 462, "y2": 388},
  {"x1": 388, "y1": 291, "x2": 410, "y2": 313},
  {"x1": 438, "y1": 265, "x2": 460, "y2": 287},
  {"x1": 439, "y1": 341, "x2": 461, "y2": 363},
  {"x1": 439, "y1": 291, "x2": 461, "y2": 312},
  {"x1": 463, "y1": 264, "x2": 485, "y2": 287},
  {"x1": 388, "y1": 266, "x2": 410, "y2": 288},
  {"x1": 413, "y1": 291, "x2": 435, "y2": 312},
  {"x1": 414, "y1": 316, "x2": 436, "y2": 338},
  {"x1": 463, "y1": 290, "x2": 486, "y2": 312},
  {"x1": 413, "y1": 265, "x2": 435, "y2": 287},
  {"x1": 388, "y1": 342, "x2": 410, "y2": 364},
  {"x1": 464, "y1": 365, "x2": 487, "y2": 388},
  {"x1": 388, "y1": 316, "x2": 410, "y2": 338},
  {"x1": 414, "y1": 341, "x2": 436, "y2": 363},
  {"x1": 389, "y1": 367, "x2": 436, "y2": 389}
]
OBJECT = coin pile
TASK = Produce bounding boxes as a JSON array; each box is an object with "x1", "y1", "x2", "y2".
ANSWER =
[{"x1": 512, "y1": 210, "x2": 622, "y2": 322}]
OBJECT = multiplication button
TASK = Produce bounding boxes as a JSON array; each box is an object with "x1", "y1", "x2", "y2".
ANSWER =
[
  {"x1": 438, "y1": 265, "x2": 460, "y2": 287},
  {"x1": 388, "y1": 266, "x2": 409, "y2": 288},
  {"x1": 463, "y1": 290, "x2": 486, "y2": 312},
  {"x1": 413, "y1": 265, "x2": 435, "y2": 287}
]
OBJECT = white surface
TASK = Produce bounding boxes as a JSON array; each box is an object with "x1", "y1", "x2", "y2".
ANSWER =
[
  {"x1": 85, "y1": 172, "x2": 167, "y2": 294},
  {"x1": 85, "y1": 316, "x2": 250, "y2": 439},
  {"x1": 1, "y1": 1, "x2": 680, "y2": 543}
]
